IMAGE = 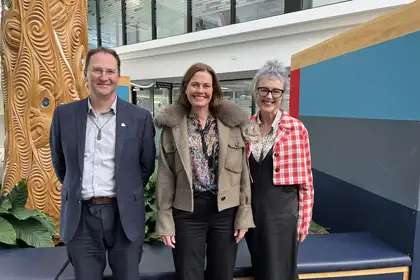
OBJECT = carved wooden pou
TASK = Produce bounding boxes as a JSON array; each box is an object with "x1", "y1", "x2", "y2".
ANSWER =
[{"x1": 1, "y1": 0, "x2": 89, "y2": 234}]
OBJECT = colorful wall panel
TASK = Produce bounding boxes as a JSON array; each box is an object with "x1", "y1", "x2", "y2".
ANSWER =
[
  {"x1": 290, "y1": 1, "x2": 420, "y2": 279},
  {"x1": 116, "y1": 76, "x2": 131, "y2": 103}
]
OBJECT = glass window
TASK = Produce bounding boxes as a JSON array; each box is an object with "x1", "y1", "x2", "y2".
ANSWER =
[
  {"x1": 193, "y1": 0, "x2": 231, "y2": 31},
  {"x1": 153, "y1": 88, "x2": 171, "y2": 156},
  {"x1": 281, "y1": 76, "x2": 290, "y2": 112},
  {"x1": 220, "y1": 80, "x2": 253, "y2": 116},
  {"x1": 156, "y1": 0, "x2": 187, "y2": 39},
  {"x1": 99, "y1": 0, "x2": 123, "y2": 47},
  {"x1": 172, "y1": 85, "x2": 181, "y2": 103},
  {"x1": 87, "y1": 0, "x2": 98, "y2": 48},
  {"x1": 154, "y1": 88, "x2": 171, "y2": 115},
  {"x1": 303, "y1": 0, "x2": 349, "y2": 9},
  {"x1": 236, "y1": 0, "x2": 284, "y2": 23},
  {"x1": 136, "y1": 88, "x2": 154, "y2": 114},
  {"x1": 126, "y1": 0, "x2": 152, "y2": 44}
]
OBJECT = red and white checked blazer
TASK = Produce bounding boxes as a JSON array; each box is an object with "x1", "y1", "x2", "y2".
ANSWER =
[{"x1": 246, "y1": 111, "x2": 314, "y2": 236}]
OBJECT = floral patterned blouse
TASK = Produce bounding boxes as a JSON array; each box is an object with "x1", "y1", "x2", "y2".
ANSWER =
[
  {"x1": 251, "y1": 109, "x2": 282, "y2": 163},
  {"x1": 187, "y1": 112, "x2": 219, "y2": 194}
]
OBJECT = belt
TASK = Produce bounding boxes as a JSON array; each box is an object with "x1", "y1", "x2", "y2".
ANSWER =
[{"x1": 85, "y1": 197, "x2": 115, "y2": 205}]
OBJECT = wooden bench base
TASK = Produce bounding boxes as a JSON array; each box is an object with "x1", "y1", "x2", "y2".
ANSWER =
[{"x1": 234, "y1": 265, "x2": 410, "y2": 280}]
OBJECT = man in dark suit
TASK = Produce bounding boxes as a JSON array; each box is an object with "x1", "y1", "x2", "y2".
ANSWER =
[{"x1": 50, "y1": 47, "x2": 156, "y2": 280}]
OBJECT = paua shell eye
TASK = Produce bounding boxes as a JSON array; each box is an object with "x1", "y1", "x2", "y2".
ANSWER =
[{"x1": 41, "y1": 97, "x2": 50, "y2": 108}]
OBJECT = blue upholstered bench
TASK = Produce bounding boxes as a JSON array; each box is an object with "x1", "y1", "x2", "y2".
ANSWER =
[{"x1": 0, "y1": 232, "x2": 411, "y2": 280}]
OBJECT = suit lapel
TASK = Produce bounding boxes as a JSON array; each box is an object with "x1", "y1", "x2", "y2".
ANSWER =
[
  {"x1": 115, "y1": 97, "x2": 127, "y2": 174},
  {"x1": 172, "y1": 115, "x2": 193, "y2": 186},
  {"x1": 77, "y1": 98, "x2": 88, "y2": 174},
  {"x1": 217, "y1": 119, "x2": 230, "y2": 176}
]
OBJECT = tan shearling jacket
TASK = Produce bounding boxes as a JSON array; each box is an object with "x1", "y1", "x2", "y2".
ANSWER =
[{"x1": 153, "y1": 100, "x2": 255, "y2": 235}]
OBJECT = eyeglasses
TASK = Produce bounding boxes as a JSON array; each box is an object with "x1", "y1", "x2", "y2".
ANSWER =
[
  {"x1": 90, "y1": 67, "x2": 118, "y2": 77},
  {"x1": 257, "y1": 87, "x2": 284, "y2": 98}
]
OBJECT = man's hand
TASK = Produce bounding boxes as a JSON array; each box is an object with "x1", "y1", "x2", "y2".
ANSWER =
[
  {"x1": 297, "y1": 234, "x2": 307, "y2": 242},
  {"x1": 161, "y1": 235, "x2": 176, "y2": 248},
  {"x1": 234, "y1": 228, "x2": 248, "y2": 243}
]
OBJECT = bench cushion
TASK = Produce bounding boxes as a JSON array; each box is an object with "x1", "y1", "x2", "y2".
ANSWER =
[
  {"x1": 296, "y1": 232, "x2": 411, "y2": 273},
  {"x1": 0, "y1": 232, "x2": 411, "y2": 280}
]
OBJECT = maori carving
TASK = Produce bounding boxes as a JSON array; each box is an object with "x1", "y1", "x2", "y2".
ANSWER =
[{"x1": 1, "y1": 0, "x2": 89, "y2": 236}]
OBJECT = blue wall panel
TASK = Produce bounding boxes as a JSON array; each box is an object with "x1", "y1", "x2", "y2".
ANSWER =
[
  {"x1": 116, "y1": 85, "x2": 130, "y2": 102},
  {"x1": 299, "y1": 31, "x2": 420, "y2": 120}
]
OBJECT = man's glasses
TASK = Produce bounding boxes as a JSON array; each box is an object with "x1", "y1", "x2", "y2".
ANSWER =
[
  {"x1": 90, "y1": 67, "x2": 117, "y2": 77},
  {"x1": 257, "y1": 87, "x2": 284, "y2": 98}
]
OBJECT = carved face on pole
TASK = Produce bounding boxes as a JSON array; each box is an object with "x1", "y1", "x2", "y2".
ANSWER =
[{"x1": 85, "y1": 52, "x2": 120, "y2": 99}]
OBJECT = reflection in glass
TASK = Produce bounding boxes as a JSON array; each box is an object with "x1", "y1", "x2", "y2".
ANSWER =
[
  {"x1": 99, "y1": 0, "x2": 123, "y2": 47},
  {"x1": 136, "y1": 88, "x2": 154, "y2": 114},
  {"x1": 303, "y1": 0, "x2": 349, "y2": 9},
  {"x1": 281, "y1": 77, "x2": 290, "y2": 112},
  {"x1": 87, "y1": 0, "x2": 98, "y2": 48},
  {"x1": 236, "y1": 0, "x2": 284, "y2": 23},
  {"x1": 220, "y1": 80, "x2": 253, "y2": 116},
  {"x1": 172, "y1": 86, "x2": 181, "y2": 103},
  {"x1": 126, "y1": 0, "x2": 152, "y2": 44},
  {"x1": 154, "y1": 88, "x2": 170, "y2": 115},
  {"x1": 156, "y1": 1, "x2": 187, "y2": 39},
  {"x1": 193, "y1": 0, "x2": 230, "y2": 31},
  {"x1": 153, "y1": 87, "x2": 171, "y2": 157}
]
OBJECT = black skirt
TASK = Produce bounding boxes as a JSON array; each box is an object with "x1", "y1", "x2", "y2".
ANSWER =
[{"x1": 245, "y1": 148, "x2": 299, "y2": 280}]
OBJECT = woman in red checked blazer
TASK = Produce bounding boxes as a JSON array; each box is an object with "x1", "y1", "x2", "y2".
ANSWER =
[{"x1": 243, "y1": 59, "x2": 314, "y2": 280}]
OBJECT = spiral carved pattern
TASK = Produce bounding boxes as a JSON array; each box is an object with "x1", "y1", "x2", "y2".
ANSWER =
[{"x1": 1, "y1": 0, "x2": 89, "y2": 238}]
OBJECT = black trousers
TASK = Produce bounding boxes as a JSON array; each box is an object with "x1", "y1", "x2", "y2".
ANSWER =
[
  {"x1": 66, "y1": 200, "x2": 143, "y2": 280},
  {"x1": 172, "y1": 192, "x2": 238, "y2": 280}
]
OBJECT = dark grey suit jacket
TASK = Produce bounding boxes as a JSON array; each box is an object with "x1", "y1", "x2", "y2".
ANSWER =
[{"x1": 50, "y1": 97, "x2": 156, "y2": 244}]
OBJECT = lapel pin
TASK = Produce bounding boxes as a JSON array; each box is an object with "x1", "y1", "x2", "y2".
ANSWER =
[{"x1": 121, "y1": 123, "x2": 126, "y2": 127}]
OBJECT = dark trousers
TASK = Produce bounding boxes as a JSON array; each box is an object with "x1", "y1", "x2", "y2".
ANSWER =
[
  {"x1": 172, "y1": 192, "x2": 238, "y2": 280},
  {"x1": 246, "y1": 151, "x2": 299, "y2": 280},
  {"x1": 66, "y1": 200, "x2": 143, "y2": 280}
]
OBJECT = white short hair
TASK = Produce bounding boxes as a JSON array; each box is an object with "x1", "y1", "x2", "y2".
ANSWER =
[{"x1": 252, "y1": 59, "x2": 289, "y2": 99}]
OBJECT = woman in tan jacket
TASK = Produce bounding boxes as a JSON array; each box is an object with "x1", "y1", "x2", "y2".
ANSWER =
[{"x1": 154, "y1": 62, "x2": 255, "y2": 280}]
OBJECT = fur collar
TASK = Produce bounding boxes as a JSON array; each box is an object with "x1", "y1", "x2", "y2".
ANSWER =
[{"x1": 154, "y1": 100, "x2": 249, "y2": 129}]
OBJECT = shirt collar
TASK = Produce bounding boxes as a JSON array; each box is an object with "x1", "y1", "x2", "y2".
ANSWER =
[
  {"x1": 256, "y1": 109, "x2": 282, "y2": 130},
  {"x1": 88, "y1": 95, "x2": 117, "y2": 114}
]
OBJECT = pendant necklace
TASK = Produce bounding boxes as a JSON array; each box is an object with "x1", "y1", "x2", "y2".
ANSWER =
[{"x1": 89, "y1": 114, "x2": 115, "y2": 140}]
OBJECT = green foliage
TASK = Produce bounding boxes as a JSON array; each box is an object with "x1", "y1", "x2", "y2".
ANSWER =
[
  {"x1": 0, "y1": 180, "x2": 58, "y2": 248},
  {"x1": 310, "y1": 221, "x2": 329, "y2": 234},
  {"x1": 144, "y1": 166, "x2": 160, "y2": 243}
]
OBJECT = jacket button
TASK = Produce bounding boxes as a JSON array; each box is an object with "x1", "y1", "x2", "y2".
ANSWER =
[
  {"x1": 235, "y1": 142, "x2": 239, "y2": 147},
  {"x1": 221, "y1": 197, "x2": 226, "y2": 201},
  {"x1": 274, "y1": 152, "x2": 279, "y2": 157},
  {"x1": 275, "y1": 168, "x2": 280, "y2": 172}
]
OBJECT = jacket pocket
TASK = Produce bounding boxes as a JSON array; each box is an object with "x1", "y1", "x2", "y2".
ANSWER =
[
  {"x1": 225, "y1": 137, "x2": 244, "y2": 174},
  {"x1": 163, "y1": 140, "x2": 184, "y2": 175}
]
